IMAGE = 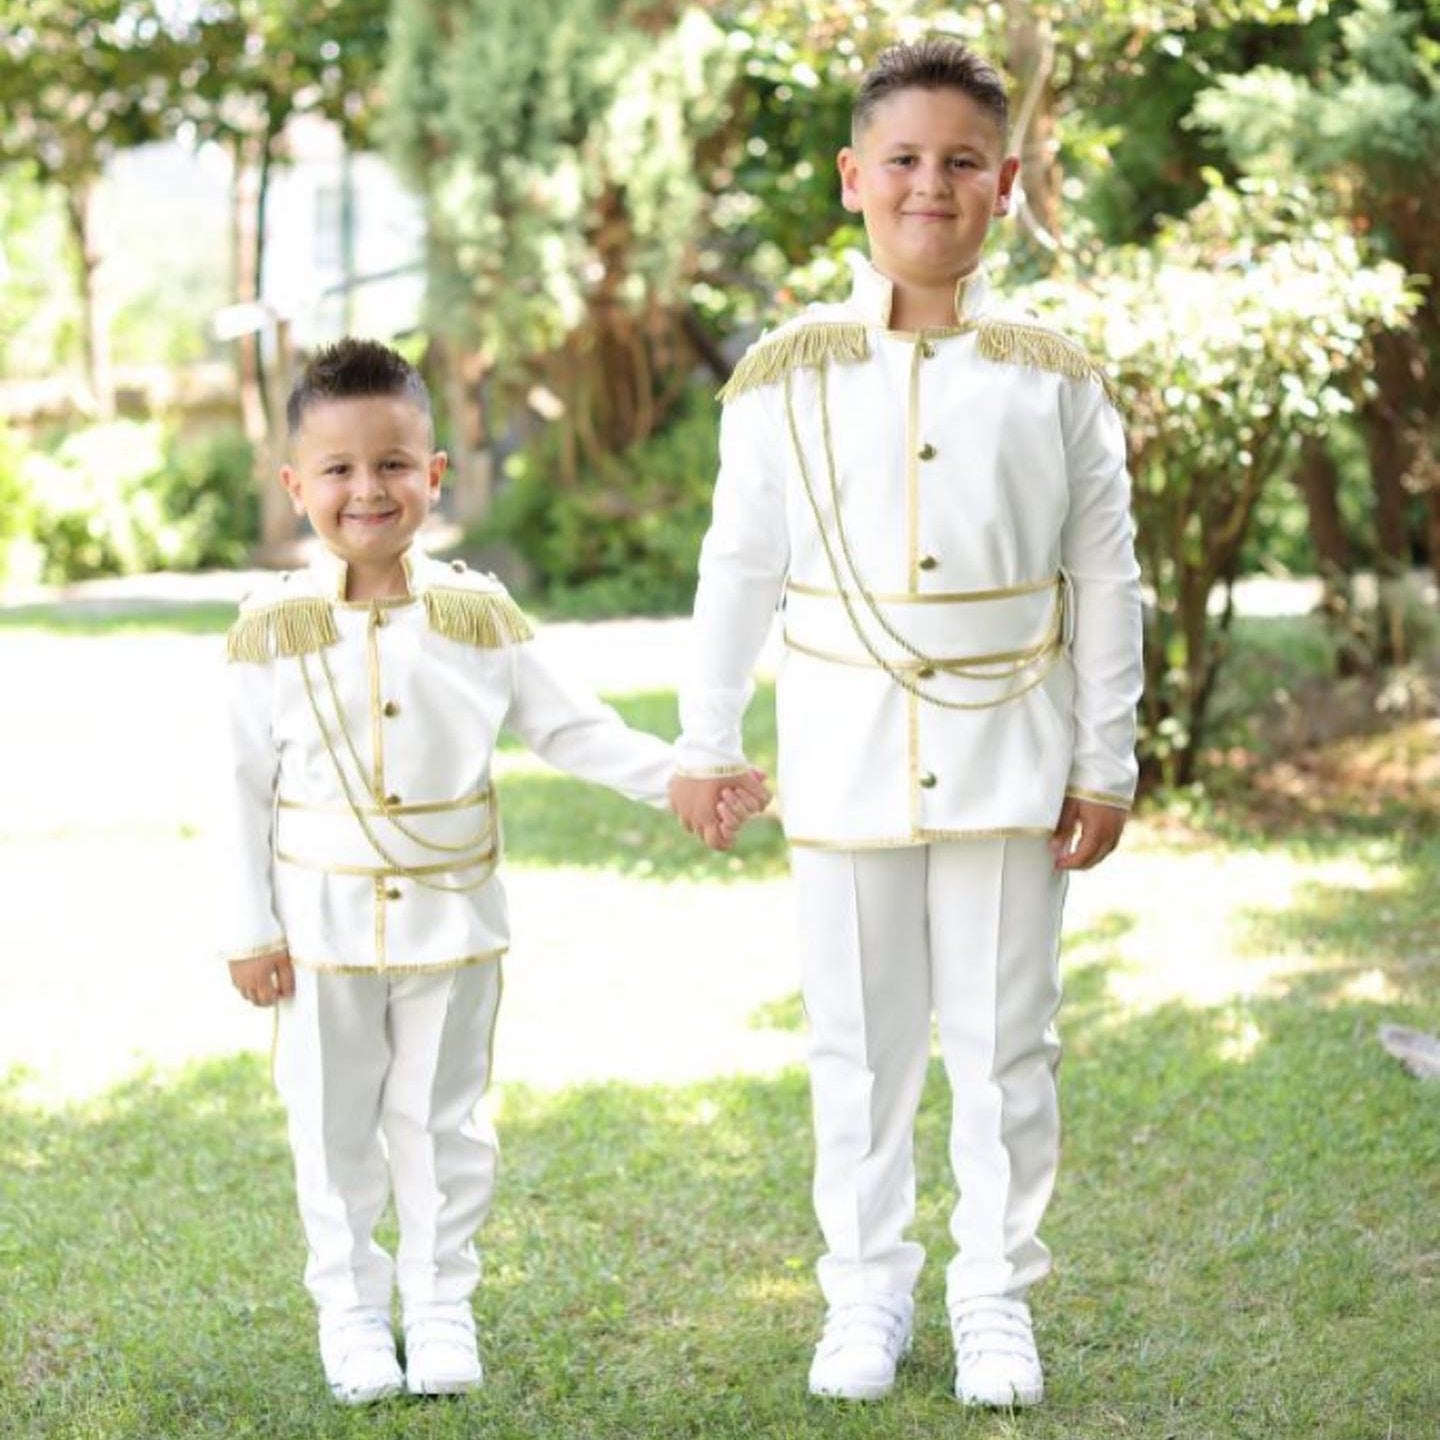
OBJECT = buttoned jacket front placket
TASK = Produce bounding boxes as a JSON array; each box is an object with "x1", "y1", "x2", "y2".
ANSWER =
[{"x1": 677, "y1": 253, "x2": 1143, "y2": 848}]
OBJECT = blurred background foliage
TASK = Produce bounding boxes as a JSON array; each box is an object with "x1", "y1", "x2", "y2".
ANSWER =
[{"x1": 0, "y1": 0, "x2": 1436, "y2": 783}]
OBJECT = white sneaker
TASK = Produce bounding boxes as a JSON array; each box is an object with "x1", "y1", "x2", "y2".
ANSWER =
[
  {"x1": 403, "y1": 1302, "x2": 484, "y2": 1396},
  {"x1": 951, "y1": 1296, "x2": 1044, "y2": 1407},
  {"x1": 807, "y1": 1293, "x2": 914, "y2": 1401},
  {"x1": 318, "y1": 1306, "x2": 403, "y2": 1405}
]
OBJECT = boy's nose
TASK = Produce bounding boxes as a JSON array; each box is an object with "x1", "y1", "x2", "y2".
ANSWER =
[{"x1": 356, "y1": 467, "x2": 388, "y2": 496}]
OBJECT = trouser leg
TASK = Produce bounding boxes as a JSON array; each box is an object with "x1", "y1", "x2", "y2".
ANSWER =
[
  {"x1": 928, "y1": 837, "x2": 1066, "y2": 1306},
  {"x1": 381, "y1": 962, "x2": 503, "y2": 1311},
  {"x1": 273, "y1": 968, "x2": 394, "y2": 1311},
  {"x1": 793, "y1": 846, "x2": 932, "y2": 1305}
]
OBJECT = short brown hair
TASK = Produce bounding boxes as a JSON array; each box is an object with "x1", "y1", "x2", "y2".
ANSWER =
[
  {"x1": 852, "y1": 37, "x2": 1009, "y2": 142},
  {"x1": 286, "y1": 338, "x2": 432, "y2": 438}
]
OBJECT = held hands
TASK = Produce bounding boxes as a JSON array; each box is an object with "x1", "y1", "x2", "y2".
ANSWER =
[
  {"x1": 1049, "y1": 797, "x2": 1127, "y2": 872},
  {"x1": 229, "y1": 947, "x2": 295, "y2": 1007},
  {"x1": 669, "y1": 769, "x2": 771, "y2": 851}
]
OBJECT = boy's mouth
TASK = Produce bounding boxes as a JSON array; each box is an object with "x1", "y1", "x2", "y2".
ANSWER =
[{"x1": 342, "y1": 509, "x2": 399, "y2": 527}]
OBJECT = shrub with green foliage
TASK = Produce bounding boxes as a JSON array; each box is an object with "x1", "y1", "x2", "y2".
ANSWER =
[
  {"x1": 0, "y1": 423, "x2": 34, "y2": 584},
  {"x1": 21, "y1": 420, "x2": 257, "y2": 582},
  {"x1": 486, "y1": 388, "x2": 720, "y2": 617},
  {"x1": 1024, "y1": 181, "x2": 1418, "y2": 787}
]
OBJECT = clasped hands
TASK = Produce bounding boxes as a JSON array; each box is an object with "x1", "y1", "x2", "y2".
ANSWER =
[{"x1": 668, "y1": 768, "x2": 771, "y2": 852}]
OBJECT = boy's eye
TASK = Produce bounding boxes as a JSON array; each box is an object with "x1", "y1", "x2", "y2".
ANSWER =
[
  {"x1": 950, "y1": 156, "x2": 977, "y2": 170},
  {"x1": 325, "y1": 464, "x2": 350, "y2": 477}
]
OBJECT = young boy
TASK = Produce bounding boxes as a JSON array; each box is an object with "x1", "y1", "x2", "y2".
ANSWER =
[
  {"x1": 218, "y1": 339, "x2": 765, "y2": 1404},
  {"x1": 670, "y1": 38, "x2": 1143, "y2": 1409}
]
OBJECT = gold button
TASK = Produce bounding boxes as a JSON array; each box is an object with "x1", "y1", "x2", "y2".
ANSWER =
[
  {"x1": 917, "y1": 665, "x2": 936, "y2": 679},
  {"x1": 918, "y1": 555, "x2": 938, "y2": 571},
  {"x1": 918, "y1": 442, "x2": 937, "y2": 461},
  {"x1": 918, "y1": 771, "x2": 938, "y2": 789},
  {"x1": 384, "y1": 885, "x2": 402, "y2": 900},
  {"x1": 451, "y1": 558, "x2": 467, "y2": 573},
  {"x1": 384, "y1": 792, "x2": 402, "y2": 807},
  {"x1": 920, "y1": 341, "x2": 936, "y2": 359},
  {"x1": 382, "y1": 700, "x2": 400, "y2": 718}
]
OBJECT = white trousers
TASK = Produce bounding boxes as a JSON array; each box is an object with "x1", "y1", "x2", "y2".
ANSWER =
[
  {"x1": 792, "y1": 839, "x2": 1066, "y2": 1311},
  {"x1": 272, "y1": 963, "x2": 502, "y2": 1314}
]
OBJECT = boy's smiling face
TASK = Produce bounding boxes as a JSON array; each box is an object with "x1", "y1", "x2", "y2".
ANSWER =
[
  {"x1": 838, "y1": 86, "x2": 1019, "y2": 301},
  {"x1": 282, "y1": 394, "x2": 446, "y2": 588}
]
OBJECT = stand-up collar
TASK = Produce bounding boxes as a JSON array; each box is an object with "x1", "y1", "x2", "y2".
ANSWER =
[
  {"x1": 844, "y1": 249, "x2": 992, "y2": 328},
  {"x1": 310, "y1": 543, "x2": 419, "y2": 602}
]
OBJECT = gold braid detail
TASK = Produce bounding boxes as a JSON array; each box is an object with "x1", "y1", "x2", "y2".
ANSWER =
[
  {"x1": 227, "y1": 597, "x2": 339, "y2": 663},
  {"x1": 975, "y1": 319, "x2": 1120, "y2": 406},
  {"x1": 314, "y1": 648, "x2": 495, "y2": 856},
  {"x1": 423, "y1": 587, "x2": 533, "y2": 647},
  {"x1": 784, "y1": 360, "x2": 1061, "y2": 712},
  {"x1": 716, "y1": 316, "x2": 1114, "y2": 407},
  {"x1": 717, "y1": 322, "x2": 870, "y2": 404},
  {"x1": 298, "y1": 654, "x2": 498, "y2": 893}
]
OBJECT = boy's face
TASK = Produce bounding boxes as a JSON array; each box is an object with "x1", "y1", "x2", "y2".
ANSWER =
[
  {"x1": 838, "y1": 86, "x2": 1019, "y2": 300},
  {"x1": 281, "y1": 395, "x2": 446, "y2": 577}
]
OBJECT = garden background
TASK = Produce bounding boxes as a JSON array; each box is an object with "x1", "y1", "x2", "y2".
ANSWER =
[{"x1": 1, "y1": 2, "x2": 1437, "y2": 1437}]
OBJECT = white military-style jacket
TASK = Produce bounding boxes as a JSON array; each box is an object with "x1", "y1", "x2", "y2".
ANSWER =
[
  {"x1": 218, "y1": 546, "x2": 674, "y2": 973},
  {"x1": 677, "y1": 252, "x2": 1143, "y2": 848}
]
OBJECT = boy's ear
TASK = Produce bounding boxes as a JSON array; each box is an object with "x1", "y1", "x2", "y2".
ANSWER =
[
  {"x1": 837, "y1": 148, "x2": 863, "y2": 214},
  {"x1": 279, "y1": 465, "x2": 306, "y2": 516},
  {"x1": 428, "y1": 451, "x2": 448, "y2": 497},
  {"x1": 992, "y1": 155, "x2": 1021, "y2": 217}
]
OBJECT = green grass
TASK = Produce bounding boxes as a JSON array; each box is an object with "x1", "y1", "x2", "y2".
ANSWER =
[
  {"x1": 4, "y1": 603, "x2": 1437, "y2": 1437},
  {"x1": 0, "y1": 599, "x2": 236, "y2": 635},
  {"x1": 2, "y1": 929, "x2": 1435, "y2": 1440},
  {"x1": 498, "y1": 686, "x2": 786, "y2": 881}
]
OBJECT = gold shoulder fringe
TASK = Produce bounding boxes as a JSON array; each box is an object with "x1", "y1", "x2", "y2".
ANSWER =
[
  {"x1": 975, "y1": 319, "x2": 1119, "y2": 405},
  {"x1": 423, "y1": 587, "x2": 534, "y2": 648},
  {"x1": 227, "y1": 597, "x2": 339, "y2": 663},
  {"x1": 717, "y1": 322, "x2": 871, "y2": 404}
]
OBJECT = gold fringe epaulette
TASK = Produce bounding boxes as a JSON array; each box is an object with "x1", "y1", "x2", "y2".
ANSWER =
[
  {"x1": 226, "y1": 597, "x2": 339, "y2": 663},
  {"x1": 423, "y1": 587, "x2": 533, "y2": 648},
  {"x1": 975, "y1": 319, "x2": 1119, "y2": 405},
  {"x1": 717, "y1": 322, "x2": 871, "y2": 404}
]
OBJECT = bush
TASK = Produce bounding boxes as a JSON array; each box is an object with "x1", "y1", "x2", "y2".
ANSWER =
[
  {"x1": 0, "y1": 423, "x2": 34, "y2": 584},
  {"x1": 485, "y1": 388, "x2": 719, "y2": 617},
  {"x1": 22, "y1": 421, "x2": 257, "y2": 582}
]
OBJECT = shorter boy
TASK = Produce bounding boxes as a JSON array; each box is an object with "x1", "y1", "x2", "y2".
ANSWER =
[{"x1": 217, "y1": 339, "x2": 765, "y2": 1403}]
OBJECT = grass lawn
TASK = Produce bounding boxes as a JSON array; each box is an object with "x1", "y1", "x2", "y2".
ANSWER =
[{"x1": 1, "y1": 604, "x2": 1436, "y2": 1438}]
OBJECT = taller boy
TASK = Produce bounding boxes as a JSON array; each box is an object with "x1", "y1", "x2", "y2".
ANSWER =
[{"x1": 671, "y1": 39, "x2": 1143, "y2": 1408}]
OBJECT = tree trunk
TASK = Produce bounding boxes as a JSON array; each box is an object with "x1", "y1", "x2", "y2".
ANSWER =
[
  {"x1": 435, "y1": 339, "x2": 494, "y2": 528},
  {"x1": 1003, "y1": 1, "x2": 1061, "y2": 255},
  {"x1": 232, "y1": 125, "x2": 298, "y2": 557},
  {"x1": 63, "y1": 178, "x2": 114, "y2": 419}
]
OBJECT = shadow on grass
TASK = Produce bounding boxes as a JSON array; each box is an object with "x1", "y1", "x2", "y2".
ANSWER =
[
  {"x1": 3, "y1": 950, "x2": 1436, "y2": 1440},
  {"x1": 1235, "y1": 836, "x2": 1440, "y2": 975}
]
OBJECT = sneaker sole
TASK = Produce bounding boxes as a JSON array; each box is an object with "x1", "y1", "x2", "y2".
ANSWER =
[
  {"x1": 330, "y1": 1378, "x2": 403, "y2": 1405},
  {"x1": 956, "y1": 1382, "x2": 1044, "y2": 1408},
  {"x1": 809, "y1": 1379, "x2": 896, "y2": 1401},
  {"x1": 406, "y1": 1375, "x2": 483, "y2": 1397}
]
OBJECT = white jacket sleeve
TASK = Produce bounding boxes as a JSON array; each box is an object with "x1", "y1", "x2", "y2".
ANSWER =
[
  {"x1": 215, "y1": 657, "x2": 286, "y2": 962},
  {"x1": 675, "y1": 385, "x2": 790, "y2": 775},
  {"x1": 1059, "y1": 378, "x2": 1144, "y2": 808},
  {"x1": 506, "y1": 636, "x2": 675, "y2": 807}
]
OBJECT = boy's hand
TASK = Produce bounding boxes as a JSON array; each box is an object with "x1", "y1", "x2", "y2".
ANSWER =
[
  {"x1": 716, "y1": 774, "x2": 771, "y2": 845},
  {"x1": 670, "y1": 769, "x2": 770, "y2": 851},
  {"x1": 1050, "y1": 797, "x2": 1127, "y2": 871},
  {"x1": 229, "y1": 948, "x2": 295, "y2": 1007}
]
